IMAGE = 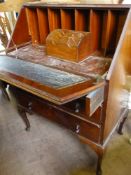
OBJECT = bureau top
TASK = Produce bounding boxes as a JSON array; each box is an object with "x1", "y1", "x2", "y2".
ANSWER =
[{"x1": 24, "y1": 2, "x2": 131, "y2": 9}]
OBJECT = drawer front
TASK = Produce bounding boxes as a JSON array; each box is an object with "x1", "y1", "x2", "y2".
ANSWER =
[{"x1": 11, "y1": 87, "x2": 101, "y2": 143}]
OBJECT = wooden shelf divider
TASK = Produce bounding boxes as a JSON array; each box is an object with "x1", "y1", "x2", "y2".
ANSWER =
[
  {"x1": 61, "y1": 9, "x2": 75, "y2": 30},
  {"x1": 26, "y1": 8, "x2": 40, "y2": 44},
  {"x1": 89, "y1": 10, "x2": 102, "y2": 52},
  {"x1": 37, "y1": 8, "x2": 49, "y2": 44},
  {"x1": 116, "y1": 10, "x2": 128, "y2": 46},
  {"x1": 101, "y1": 11, "x2": 108, "y2": 54},
  {"x1": 24, "y1": 6, "x2": 128, "y2": 56},
  {"x1": 75, "y1": 9, "x2": 89, "y2": 31},
  {"x1": 48, "y1": 8, "x2": 61, "y2": 32},
  {"x1": 104, "y1": 10, "x2": 117, "y2": 56}
]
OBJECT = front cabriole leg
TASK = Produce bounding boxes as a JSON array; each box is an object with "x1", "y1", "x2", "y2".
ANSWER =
[
  {"x1": 118, "y1": 109, "x2": 129, "y2": 135},
  {"x1": 96, "y1": 153, "x2": 103, "y2": 175}
]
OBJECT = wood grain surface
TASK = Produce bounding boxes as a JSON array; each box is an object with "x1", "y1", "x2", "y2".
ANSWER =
[{"x1": 46, "y1": 29, "x2": 92, "y2": 62}]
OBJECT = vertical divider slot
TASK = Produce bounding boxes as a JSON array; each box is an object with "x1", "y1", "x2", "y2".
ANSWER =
[
  {"x1": 75, "y1": 9, "x2": 89, "y2": 31},
  {"x1": 89, "y1": 9, "x2": 102, "y2": 52},
  {"x1": 116, "y1": 10, "x2": 128, "y2": 46},
  {"x1": 61, "y1": 9, "x2": 75, "y2": 30},
  {"x1": 101, "y1": 10, "x2": 118, "y2": 56},
  {"x1": 48, "y1": 8, "x2": 61, "y2": 32},
  {"x1": 37, "y1": 8, "x2": 49, "y2": 44},
  {"x1": 101, "y1": 10, "x2": 108, "y2": 55},
  {"x1": 26, "y1": 7, "x2": 40, "y2": 44}
]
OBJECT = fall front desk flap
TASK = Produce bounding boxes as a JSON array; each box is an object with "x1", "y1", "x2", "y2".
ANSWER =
[{"x1": 0, "y1": 55, "x2": 95, "y2": 104}]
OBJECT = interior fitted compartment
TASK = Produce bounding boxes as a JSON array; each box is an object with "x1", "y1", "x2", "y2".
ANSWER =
[
  {"x1": 19, "y1": 7, "x2": 128, "y2": 58},
  {"x1": 7, "y1": 5, "x2": 129, "y2": 84},
  {"x1": 6, "y1": 4, "x2": 129, "y2": 111}
]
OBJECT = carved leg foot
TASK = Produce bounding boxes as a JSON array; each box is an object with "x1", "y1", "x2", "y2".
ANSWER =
[
  {"x1": 118, "y1": 116, "x2": 128, "y2": 135},
  {"x1": 96, "y1": 155, "x2": 103, "y2": 175},
  {"x1": 17, "y1": 105, "x2": 30, "y2": 131}
]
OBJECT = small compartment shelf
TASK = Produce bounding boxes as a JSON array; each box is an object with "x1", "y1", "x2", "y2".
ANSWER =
[
  {"x1": 26, "y1": 8, "x2": 40, "y2": 44},
  {"x1": 37, "y1": 8, "x2": 49, "y2": 44},
  {"x1": 22, "y1": 6, "x2": 128, "y2": 58},
  {"x1": 89, "y1": 10, "x2": 102, "y2": 52},
  {"x1": 48, "y1": 8, "x2": 61, "y2": 31},
  {"x1": 61, "y1": 9, "x2": 75, "y2": 30},
  {"x1": 75, "y1": 9, "x2": 90, "y2": 31},
  {"x1": 101, "y1": 10, "x2": 118, "y2": 56}
]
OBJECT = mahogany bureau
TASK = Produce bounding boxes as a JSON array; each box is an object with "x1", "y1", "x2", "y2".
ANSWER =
[{"x1": 0, "y1": 2, "x2": 131, "y2": 175}]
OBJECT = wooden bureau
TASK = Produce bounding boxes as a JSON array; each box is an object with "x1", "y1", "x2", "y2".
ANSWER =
[{"x1": 0, "y1": 2, "x2": 131, "y2": 175}]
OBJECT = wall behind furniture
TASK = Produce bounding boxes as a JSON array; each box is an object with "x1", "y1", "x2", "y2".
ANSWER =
[{"x1": 0, "y1": 0, "x2": 36, "y2": 12}]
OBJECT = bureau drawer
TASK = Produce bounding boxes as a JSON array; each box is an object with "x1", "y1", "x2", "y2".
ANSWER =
[{"x1": 10, "y1": 86, "x2": 101, "y2": 143}]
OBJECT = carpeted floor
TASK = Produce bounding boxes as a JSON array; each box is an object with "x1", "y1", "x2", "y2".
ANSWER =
[{"x1": 0, "y1": 91, "x2": 131, "y2": 175}]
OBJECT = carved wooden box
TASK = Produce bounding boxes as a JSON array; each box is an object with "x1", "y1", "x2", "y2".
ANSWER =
[{"x1": 46, "y1": 29, "x2": 92, "y2": 62}]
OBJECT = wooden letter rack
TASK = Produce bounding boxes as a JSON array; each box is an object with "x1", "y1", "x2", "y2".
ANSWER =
[{"x1": 46, "y1": 29, "x2": 92, "y2": 62}]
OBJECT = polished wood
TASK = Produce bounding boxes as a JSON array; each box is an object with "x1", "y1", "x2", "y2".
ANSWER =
[
  {"x1": 46, "y1": 29, "x2": 92, "y2": 62},
  {"x1": 26, "y1": 7, "x2": 40, "y2": 44},
  {"x1": 1, "y1": 3, "x2": 131, "y2": 175},
  {"x1": 102, "y1": 10, "x2": 118, "y2": 55},
  {"x1": 105, "y1": 9, "x2": 131, "y2": 141},
  {"x1": 61, "y1": 9, "x2": 75, "y2": 30},
  {"x1": 116, "y1": 10, "x2": 128, "y2": 46},
  {"x1": 75, "y1": 9, "x2": 89, "y2": 31},
  {"x1": 17, "y1": 104, "x2": 30, "y2": 131},
  {"x1": 48, "y1": 8, "x2": 61, "y2": 32},
  {"x1": 90, "y1": 10, "x2": 102, "y2": 52},
  {"x1": 118, "y1": 111, "x2": 128, "y2": 135},
  {"x1": 7, "y1": 8, "x2": 30, "y2": 49},
  {"x1": 86, "y1": 87, "x2": 104, "y2": 116},
  {"x1": 37, "y1": 8, "x2": 49, "y2": 44},
  {"x1": 9, "y1": 86, "x2": 102, "y2": 143}
]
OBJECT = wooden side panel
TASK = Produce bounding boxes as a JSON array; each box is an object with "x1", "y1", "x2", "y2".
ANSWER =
[
  {"x1": 89, "y1": 10, "x2": 102, "y2": 52},
  {"x1": 61, "y1": 9, "x2": 75, "y2": 30},
  {"x1": 75, "y1": 9, "x2": 89, "y2": 31},
  {"x1": 104, "y1": 10, "x2": 131, "y2": 141},
  {"x1": 26, "y1": 8, "x2": 40, "y2": 44},
  {"x1": 37, "y1": 8, "x2": 49, "y2": 44},
  {"x1": 48, "y1": 8, "x2": 61, "y2": 31},
  {"x1": 7, "y1": 7, "x2": 31, "y2": 49}
]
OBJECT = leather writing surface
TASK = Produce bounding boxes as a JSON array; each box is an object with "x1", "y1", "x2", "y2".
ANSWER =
[{"x1": 0, "y1": 56, "x2": 88, "y2": 89}]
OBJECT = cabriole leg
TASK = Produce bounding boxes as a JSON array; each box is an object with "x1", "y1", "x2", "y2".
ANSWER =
[
  {"x1": 118, "y1": 116, "x2": 128, "y2": 135},
  {"x1": 17, "y1": 105, "x2": 30, "y2": 131},
  {"x1": 96, "y1": 154, "x2": 103, "y2": 175},
  {"x1": 96, "y1": 148, "x2": 104, "y2": 175}
]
